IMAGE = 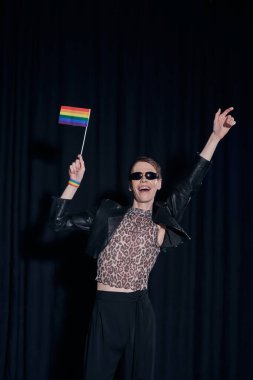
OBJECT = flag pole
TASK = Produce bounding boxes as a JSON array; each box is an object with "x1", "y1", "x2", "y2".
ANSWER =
[{"x1": 80, "y1": 111, "x2": 91, "y2": 156}]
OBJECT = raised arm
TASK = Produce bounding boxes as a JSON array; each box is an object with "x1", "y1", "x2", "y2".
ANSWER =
[
  {"x1": 61, "y1": 154, "x2": 86, "y2": 199},
  {"x1": 200, "y1": 107, "x2": 236, "y2": 161},
  {"x1": 155, "y1": 107, "x2": 237, "y2": 224},
  {"x1": 49, "y1": 154, "x2": 95, "y2": 232}
]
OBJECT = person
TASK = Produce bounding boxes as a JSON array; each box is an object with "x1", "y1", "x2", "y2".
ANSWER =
[{"x1": 49, "y1": 107, "x2": 236, "y2": 380}]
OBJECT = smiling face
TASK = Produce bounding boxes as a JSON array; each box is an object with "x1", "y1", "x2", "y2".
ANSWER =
[{"x1": 129, "y1": 161, "x2": 162, "y2": 210}]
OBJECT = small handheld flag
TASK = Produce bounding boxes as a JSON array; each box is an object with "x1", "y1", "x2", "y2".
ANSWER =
[
  {"x1": 58, "y1": 106, "x2": 91, "y2": 155},
  {"x1": 58, "y1": 106, "x2": 91, "y2": 127}
]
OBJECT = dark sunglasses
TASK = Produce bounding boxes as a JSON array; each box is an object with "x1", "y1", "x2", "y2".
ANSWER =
[{"x1": 129, "y1": 171, "x2": 159, "y2": 181}]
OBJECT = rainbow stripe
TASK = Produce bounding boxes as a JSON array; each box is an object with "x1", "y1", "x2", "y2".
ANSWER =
[
  {"x1": 58, "y1": 106, "x2": 91, "y2": 127},
  {"x1": 68, "y1": 179, "x2": 80, "y2": 187}
]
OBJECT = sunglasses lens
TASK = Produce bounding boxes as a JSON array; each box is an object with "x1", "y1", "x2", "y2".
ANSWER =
[
  {"x1": 146, "y1": 172, "x2": 158, "y2": 180},
  {"x1": 129, "y1": 172, "x2": 142, "y2": 180}
]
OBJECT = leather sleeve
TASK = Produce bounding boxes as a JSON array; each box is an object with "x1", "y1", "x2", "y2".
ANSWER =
[
  {"x1": 164, "y1": 155, "x2": 211, "y2": 222},
  {"x1": 48, "y1": 196, "x2": 96, "y2": 232}
]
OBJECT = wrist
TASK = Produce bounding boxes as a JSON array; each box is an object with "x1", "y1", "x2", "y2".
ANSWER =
[
  {"x1": 212, "y1": 131, "x2": 222, "y2": 143},
  {"x1": 68, "y1": 178, "x2": 81, "y2": 188}
]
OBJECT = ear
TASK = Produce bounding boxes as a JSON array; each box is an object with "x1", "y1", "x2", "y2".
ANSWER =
[
  {"x1": 129, "y1": 182, "x2": 132, "y2": 191},
  {"x1": 157, "y1": 179, "x2": 162, "y2": 190}
]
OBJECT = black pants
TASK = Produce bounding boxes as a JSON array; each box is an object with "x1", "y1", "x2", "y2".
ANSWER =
[{"x1": 83, "y1": 290, "x2": 156, "y2": 380}]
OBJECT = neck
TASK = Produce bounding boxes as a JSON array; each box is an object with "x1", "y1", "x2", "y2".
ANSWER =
[{"x1": 132, "y1": 199, "x2": 154, "y2": 211}]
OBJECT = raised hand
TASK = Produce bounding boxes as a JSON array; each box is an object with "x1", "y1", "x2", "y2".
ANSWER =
[
  {"x1": 200, "y1": 107, "x2": 237, "y2": 161},
  {"x1": 213, "y1": 107, "x2": 236, "y2": 140},
  {"x1": 68, "y1": 154, "x2": 86, "y2": 183}
]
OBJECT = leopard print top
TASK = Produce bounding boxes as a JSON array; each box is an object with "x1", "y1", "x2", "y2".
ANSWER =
[{"x1": 96, "y1": 207, "x2": 160, "y2": 290}]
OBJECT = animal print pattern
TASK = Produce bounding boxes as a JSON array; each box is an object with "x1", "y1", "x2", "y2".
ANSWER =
[{"x1": 96, "y1": 207, "x2": 160, "y2": 290}]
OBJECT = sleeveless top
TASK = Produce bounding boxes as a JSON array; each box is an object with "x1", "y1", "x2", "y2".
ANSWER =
[{"x1": 96, "y1": 207, "x2": 160, "y2": 290}]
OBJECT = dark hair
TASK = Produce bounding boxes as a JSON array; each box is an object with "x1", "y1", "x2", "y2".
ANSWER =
[{"x1": 128, "y1": 156, "x2": 162, "y2": 179}]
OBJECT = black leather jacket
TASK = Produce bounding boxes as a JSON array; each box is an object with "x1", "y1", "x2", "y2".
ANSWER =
[{"x1": 49, "y1": 156, "x2": 211, "y2": 259}]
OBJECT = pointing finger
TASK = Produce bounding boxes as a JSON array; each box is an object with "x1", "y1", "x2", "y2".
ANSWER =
[{"x1": 221, "y1": 107, "x2": 234, "y2": 117}]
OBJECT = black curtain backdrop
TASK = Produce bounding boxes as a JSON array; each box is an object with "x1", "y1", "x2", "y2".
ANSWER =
[{"x1": 1, "y1": 0, "x2": 253, "y2": 379}]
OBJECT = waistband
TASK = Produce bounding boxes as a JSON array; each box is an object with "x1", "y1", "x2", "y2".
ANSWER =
[{"x1": 96, "y1": 289, "x2": 149, "y2": 302}]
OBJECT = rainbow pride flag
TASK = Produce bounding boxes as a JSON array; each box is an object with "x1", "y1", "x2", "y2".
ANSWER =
[{"x1": 58, "y1": 106, "x2": 91, "y2": 127}]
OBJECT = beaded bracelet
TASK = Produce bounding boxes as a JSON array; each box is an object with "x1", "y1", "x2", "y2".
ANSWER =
[{"x1": 68, "y1": 178, "x2": 80, "y2": 188}]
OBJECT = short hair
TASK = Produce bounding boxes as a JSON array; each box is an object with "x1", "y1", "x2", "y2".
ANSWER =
[{"x1": 128, "y1": 156, "x2": 162, "y2": 179}]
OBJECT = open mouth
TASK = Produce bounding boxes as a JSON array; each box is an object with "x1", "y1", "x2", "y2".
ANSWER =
[{"x1": 138, "y1": 186, "x2": 151, "y2": 192}]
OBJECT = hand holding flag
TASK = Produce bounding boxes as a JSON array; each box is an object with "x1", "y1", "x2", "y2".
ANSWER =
[{"x1": 69, "y1": 154, "x2": 85, "y2": 183}]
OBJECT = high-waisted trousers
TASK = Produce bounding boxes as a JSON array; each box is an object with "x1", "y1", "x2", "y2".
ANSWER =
[{"x1": 83, "y1": 289, "x2": 156, "y2": 380}]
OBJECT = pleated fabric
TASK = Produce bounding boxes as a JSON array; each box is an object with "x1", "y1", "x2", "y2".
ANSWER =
[{"x1": 83, "y1": 290, "x2": 156, "y2": 380}]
